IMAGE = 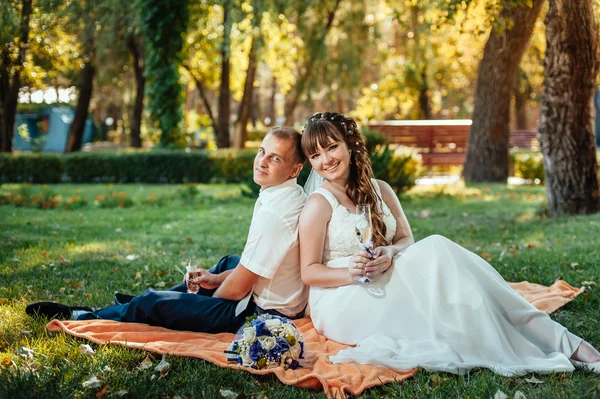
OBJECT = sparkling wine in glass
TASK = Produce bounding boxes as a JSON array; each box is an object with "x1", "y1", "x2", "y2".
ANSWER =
[
  {"x1": 355, "y1": 204, "x2": 373, "y2": 284},
  {"x1": 185, "y1": 259, "x2": 202, "y2": 294}
]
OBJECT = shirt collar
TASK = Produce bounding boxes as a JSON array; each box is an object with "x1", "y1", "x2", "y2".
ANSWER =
[{"x1": 258, "y1": 178, "x2": 298, "y2": 204}]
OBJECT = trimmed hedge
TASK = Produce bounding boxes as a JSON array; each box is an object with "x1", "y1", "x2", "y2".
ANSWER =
[
  {"x1": 0, "y1": 143, "x2": 424, "y2": 194},
  {"x1": 0, "y1": 150, "x2": 256, "y2": 184}
]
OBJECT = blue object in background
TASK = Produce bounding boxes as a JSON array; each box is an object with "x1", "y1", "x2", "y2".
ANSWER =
[{"x1": 13, "y1": 107, "x2": 94, "y2": 152}]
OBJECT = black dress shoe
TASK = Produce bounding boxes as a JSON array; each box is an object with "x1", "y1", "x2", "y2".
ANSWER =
[
  {"x1": 25, "y1": 302, "x2": 94, "y2": 319},
  {"x1": 114, "y1": 293, "x2": 135, "y2": 305}
]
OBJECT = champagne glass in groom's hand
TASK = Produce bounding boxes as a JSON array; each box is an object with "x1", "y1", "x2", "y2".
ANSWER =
[{"x1": 354, "y1": 204, "x2": 374, "y2": 284}]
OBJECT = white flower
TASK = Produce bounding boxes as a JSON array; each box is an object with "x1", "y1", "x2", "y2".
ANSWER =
[
  {"x1": 240, "y1": 353, "x2": 253, "y2": 366},
  {"x1": 289, "y1": 343, "x2": 301, "y2": 358},
  {"x1": 282, "y1": 323, "x2": 296, "y2": 337},
  {"x1": 258, "y1": 336, "x2": 277, "y2": 351},
  {"x1": 241, "y1": 327, "x2": 256, "y2": 343},
  {"x1": 265, "y1": 318, "x2": 283, "y2": 329}
]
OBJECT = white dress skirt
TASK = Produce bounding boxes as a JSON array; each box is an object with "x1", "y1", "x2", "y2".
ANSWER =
[{"x1": 308, "y1": 186, "x2": 589, "y2": 376}]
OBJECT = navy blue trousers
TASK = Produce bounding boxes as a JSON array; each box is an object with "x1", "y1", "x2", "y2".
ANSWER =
[{"x1": 78, "y1": 255, "x2": 255, "y2": 333}]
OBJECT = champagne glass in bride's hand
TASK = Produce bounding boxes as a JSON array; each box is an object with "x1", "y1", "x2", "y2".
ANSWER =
[{"x1": 354, "y1": 204, "x2": 373, "y2": 284}]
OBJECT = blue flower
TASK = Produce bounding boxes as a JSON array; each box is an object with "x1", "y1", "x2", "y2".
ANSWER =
[
  {"x1": 249, "y1": 341, "x2": 265, "y2": 361},
  {"x1": 251, "y1": 319, "x2": 271, "y2": 337},
  {"x1": 289, "y1": 359, "x2": 300, "y2": 370},
  {"x1": 277, "y1": 337, "x2": 290, "y2": 352}
]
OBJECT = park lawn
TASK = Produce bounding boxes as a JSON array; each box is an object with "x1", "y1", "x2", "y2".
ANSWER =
[{"x1": 1, "y1": 182, "x2": 600, "y2": 399}]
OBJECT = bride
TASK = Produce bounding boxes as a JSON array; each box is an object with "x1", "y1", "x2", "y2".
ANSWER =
[{"x1": 298, "y1": 112, "x2": 600, "y2": 375}]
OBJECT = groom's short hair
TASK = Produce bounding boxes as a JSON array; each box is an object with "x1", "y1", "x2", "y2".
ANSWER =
[{"x1": 266, "y1": 127, "x2": 306, "y2": 164}]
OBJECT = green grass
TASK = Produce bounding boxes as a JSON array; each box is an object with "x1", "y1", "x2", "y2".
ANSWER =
[{"x1": 1, "y1": 183, "x2": 599, "y2": 398}]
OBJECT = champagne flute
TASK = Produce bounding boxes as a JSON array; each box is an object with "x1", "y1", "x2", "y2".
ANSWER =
[
  {"x1": 185, "y1": 258, "x2": 202, "y2": 294},
  {"x1": 355, "y1": 204, "x2": 373, "y2": 284}
]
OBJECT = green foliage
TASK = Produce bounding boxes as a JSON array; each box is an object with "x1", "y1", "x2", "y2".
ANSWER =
[
  {"x1": 510, "y1": 151, "x2": 545, "y2": 184},
  {"x1": 365, "y1": 130, "x2": 422, "y2": 193},
  {"x1": 176, "y1": 183, "x2": 200, "y2": 203},
  {"x1": 385, "y1": 149, "x2": 423, "y2": 193},
  {"x1": 137, "y1": 0, "x2": 189, "y2": 147},
  {"x1": 0, "y1": 150, "x2": 258, "y2": 184},
  {"x1": 94, "y1": 189, "x2": 135, "y2": 209},
  {"x1": 0, "y1": 153, "x2": 64, "y2": 183}
]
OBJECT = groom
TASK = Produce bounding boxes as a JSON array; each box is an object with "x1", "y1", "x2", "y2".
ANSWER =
[{"x1": 26, "y1": 127, "x2": 309, "y2": 333}]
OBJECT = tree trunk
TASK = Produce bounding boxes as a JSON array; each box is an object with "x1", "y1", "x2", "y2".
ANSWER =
[
  {"x1": 463, "y1": 0, "x2": 544, "y2": 182},
  {"x1": 0, "y1": 0, "x2": 33, "y2": 153},
  {"x1": 67, "y1": 23, "x2": 95, "y2": 152},
  {"x1": 410, "y1": 5, "x2": 431, "y2": 120},
  {"x1": 217, "y1": 0, "x2": 233, "y2": 148},
  {"x1": 128, "y1": 35, "x2": 145, "y2": 148},
  {"x1": 513, "y1": 69, "x2": 531, "y2": 130},
  {"x1": 537, "y1": 0, "x2": 600, "y2": 215},
  {"x1": 284, "y1": 0, "x2": 342, "y2": 125},
  {"x1": 266, "y1": 75, "x2": 276, "y2": 126},
  {"x1": 234, "y1": 38, "x2": 258, "y2": 149}
]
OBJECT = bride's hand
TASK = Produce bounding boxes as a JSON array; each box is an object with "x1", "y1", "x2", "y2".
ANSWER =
[
  {"x1": 348, "y1": 250, "x2": 371, "y2": 279},
  {"x1": 365, "y1": 246, "x2": 394, "y2": 276}
]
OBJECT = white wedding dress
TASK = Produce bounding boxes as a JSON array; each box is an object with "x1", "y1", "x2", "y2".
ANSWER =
[{"x1": 308, "y1": 184, "x2": 588, "y2": 376}]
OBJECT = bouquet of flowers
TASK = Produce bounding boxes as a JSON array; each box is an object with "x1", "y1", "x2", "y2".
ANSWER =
[{"x1": 225, "y1": 314, "x2": 304, "y2": 370}]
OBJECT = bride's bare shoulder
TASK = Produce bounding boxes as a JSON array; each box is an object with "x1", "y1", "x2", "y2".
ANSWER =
[{"x1": 300, "y1": 193, "x2": 332, "y2": 223}]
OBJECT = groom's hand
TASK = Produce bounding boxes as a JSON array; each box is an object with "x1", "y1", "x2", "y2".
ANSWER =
[
  {"x1": 197, "y1": 270, "x2": 221, "y2": 290},
  {"x1": 365, "y1": 246, "x2": 393, "y2": 276},
  {"x1": 184, "y1": 269, "x2": 221, "y2": 290}
]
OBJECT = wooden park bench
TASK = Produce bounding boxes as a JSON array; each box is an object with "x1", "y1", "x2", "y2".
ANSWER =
[{"x1": 367, "y1": 120, "x2": 538, "y2": 167}]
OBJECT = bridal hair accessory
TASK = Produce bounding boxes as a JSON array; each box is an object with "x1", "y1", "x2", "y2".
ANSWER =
[
  {"x1": 225, "y1": 314, "x2": 305, "y2": 370},
  {"x1": 305, "y1": 112, "x2": 354, "y2": 136}
]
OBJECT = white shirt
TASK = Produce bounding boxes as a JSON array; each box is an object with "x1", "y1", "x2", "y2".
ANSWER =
[{"x1": 239, "y1": 178, "x2": 308, "y2": 317}]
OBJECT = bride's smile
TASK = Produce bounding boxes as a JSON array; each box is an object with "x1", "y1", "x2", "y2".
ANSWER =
[{"x1": 309, "y1": 140, "x2": 351, "y2": 184}]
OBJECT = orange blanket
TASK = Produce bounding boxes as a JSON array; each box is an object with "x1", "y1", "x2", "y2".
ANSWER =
[{"x1": 46, "y1": 280, "x2": 583, "y2": 398}]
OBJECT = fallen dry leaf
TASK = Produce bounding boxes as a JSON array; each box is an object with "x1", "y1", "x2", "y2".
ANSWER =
[
  {"x1": 1, "y1": 358, "x2": 12, "y2": 367},
  {"x1": 514, "y1": 391, "x2": 527, "y2": 399},
  {"x1": 40, "y1": 251, "x2": 48, "y2": 257},
  {"x1": 82, "y1": 376, "x2": 103, "y2": 389},
  {"x1": 79, "y1": 344, "x2": 96, "y2": 356},
  {"x1": 0, "y1": 298, "x2": 8, "y2": 305},
  {"x1": 95, "y1": 385, "x2": 109, "y2": 398},
  {"x1": 154, "y1": 281, "x2": 166, "y2": 288},
  {"x1": 481, "y1": 252, "x2": 493, "y2": 261},
  {"x1": 114, "y1": 390, "x2": 128, "y2": 397},
  {"x1": 138, "y1": 356, "x2": 153, "y2": 370},
  {"x1": 126, "y1": 255, "x2": 139, "y2": 261},
  {"x1": 155, "y1": 354, "x2": 170, "y2": 377},
  {"x1": 17, "y1": 346, "x2": 34, "y2": 359},
  {"x1": 419, "y1": 209, "x2": 430, "y2": 219},
  {"x1": 67, "y1": 280, "x2": 84, "y2": 290},
  {"x1": 220, "y1": 389, "x2": 239, "y2": 399},
  {"x1": 59, "y1": 256, "x2": 68, "y2": 264},
  {"x1": 493, "y1": 390, "x2": 508, "y2": 399},
  {"x1": 525, "y1": 376, "x2": 544, "y2": 384},
  {"x1": 135, "y1": 272, "x2": 142, "y2": 280}
]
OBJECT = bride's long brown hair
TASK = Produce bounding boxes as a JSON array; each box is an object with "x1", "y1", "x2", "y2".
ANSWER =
[{"x1": 302, "y1": 112, "x2": 389, "y2": 248}]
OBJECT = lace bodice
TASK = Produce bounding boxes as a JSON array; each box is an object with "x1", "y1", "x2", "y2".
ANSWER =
[{"x1": 309, "y1": 180, "x2": 397, "y2": 264}]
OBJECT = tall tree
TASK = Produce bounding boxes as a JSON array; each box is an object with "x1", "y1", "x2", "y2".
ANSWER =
[
  {"x1": 138, "y1": 0, "x2": 189, "y2": 147},
  {"x1": 128, "y1": 35, "x2": 145, "y2": 148},
  {"x1": 0, "y1": 0, "x2": 33, "y2": 153},
  {"x1": 67, "y1": 18, "x2": 95, "y2": 152},
  {"x1": 217, "y1": 0, "x2": 234, "y2": 148},
  {"x1": 462, "y1": 0, "x2": 544, "y2": 182},
  {"x1": 537, "y1": 0, "x2": 600, "y2": 215},
  {"x1": 283, "y1": 0, "x2": 342, "y2": 125}
]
